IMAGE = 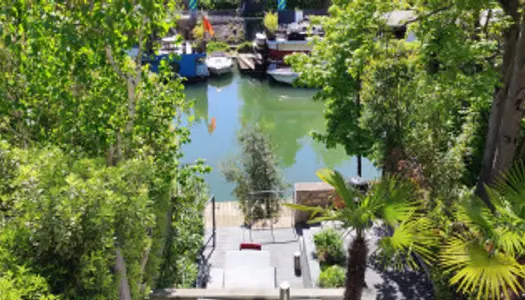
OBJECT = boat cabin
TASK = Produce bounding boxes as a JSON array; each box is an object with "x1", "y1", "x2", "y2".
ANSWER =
[{"x1": 143, "y1": 37, "x2": 209, "y2": 79}]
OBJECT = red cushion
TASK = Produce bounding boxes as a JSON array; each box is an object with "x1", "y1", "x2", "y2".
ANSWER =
[{"x1": 239, "y1": 242, "x2": 262, "y2": 250}]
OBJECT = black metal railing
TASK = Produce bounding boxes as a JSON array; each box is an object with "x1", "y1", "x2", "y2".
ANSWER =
[
  {"x1": 203, "y1": 195, "x2": 216, "y2": 249},
  {"x1": 195, "y1": 195, "x2": 216, "y2": 288}
]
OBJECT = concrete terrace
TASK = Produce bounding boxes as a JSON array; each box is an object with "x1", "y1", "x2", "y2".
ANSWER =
[
  {"x1": 202, "y1": 201, "x2": 434, "y2": 299},
  {"x1": 204, "y1": 226, "x2": 305, "y2": 288}
]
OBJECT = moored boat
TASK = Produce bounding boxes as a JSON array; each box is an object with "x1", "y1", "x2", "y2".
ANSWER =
[
  {"x1": 267, "y1": 65, "x2": 299, "y2": 85},
  {"x1": 206, "y1": 52, "x2": 233, "y2": 76},
  {"x1": 256, "y1": 17, "x2": 324, "y2": 61},
  {"x1": 141, "y1": 36, "x2": 209, "y2": 80}
]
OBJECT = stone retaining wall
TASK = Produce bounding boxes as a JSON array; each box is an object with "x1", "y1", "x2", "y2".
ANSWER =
[{"x1": 294, "y1": 182, "x2": 335, "y2": 225}]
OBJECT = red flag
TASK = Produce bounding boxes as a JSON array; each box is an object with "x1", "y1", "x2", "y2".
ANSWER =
[{"x1": 203, "y1": 16, "x2": 214, "y2": 37}]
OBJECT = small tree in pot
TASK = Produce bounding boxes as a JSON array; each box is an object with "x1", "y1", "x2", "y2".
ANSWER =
[{"x1": 263, "y1": 12, "x2": 278, "y2": 41}]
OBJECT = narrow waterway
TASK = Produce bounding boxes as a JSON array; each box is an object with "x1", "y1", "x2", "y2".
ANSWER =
[{"x1": 182, "y1": 70, "x2": 380, "y2": 201}]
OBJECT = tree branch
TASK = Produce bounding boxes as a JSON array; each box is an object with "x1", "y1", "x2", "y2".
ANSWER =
[
  {"x1": 402, "y1": 5, "x2": 454, "y2": 26},
  {"x1": 134, "y1": 17, "x2": 145, "y2": 84},
  {"x1": 483, "y1": 9, "x2": 492, "y2": 37},
  {"x1": 137, "y1": 247, "x2": 151, "y2": 293},
  {"x1": 105, "y1": 46, "x2": 127, "y2": 80}
]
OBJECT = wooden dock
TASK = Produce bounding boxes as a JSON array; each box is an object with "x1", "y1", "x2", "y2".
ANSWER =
[
  {"x1": 236, "y1": 53, "x2": 266, "y2": 72},
  {"x1": 205, "y1": 201, "x2": 294, "y2": 229}
]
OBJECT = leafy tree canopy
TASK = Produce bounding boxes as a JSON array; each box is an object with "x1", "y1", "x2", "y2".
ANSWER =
[{"x1": 0, "y1": 1, "x2": 210, "y2": 298}]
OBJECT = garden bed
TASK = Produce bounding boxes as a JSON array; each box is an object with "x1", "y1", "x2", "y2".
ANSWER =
[{"x1": 304, "y1": 222, "x2": 435, "y2": 299}]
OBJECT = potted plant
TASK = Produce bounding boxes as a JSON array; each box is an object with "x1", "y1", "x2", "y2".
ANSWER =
[{"x1": 263, "y1": 11, "x2": 278, "y2": 40}]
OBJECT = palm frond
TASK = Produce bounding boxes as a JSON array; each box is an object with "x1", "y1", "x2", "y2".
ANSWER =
[
  {"x1": 284, "y1": 203, "x2": 325, "y2": 213},
  {"x1": 441, "y1": 235, "x2": 525, "y2": 300},
  {"x1": 284, "y1": 203, "x2": 347, "y2": 224},
  {"x1": 316, "y1": 168, "x2": 358, "y2": 209},
  {"x1": 309, "y1": 214, "x2": 341, "y2": 224},
  {"x1": 492, "y1": 227, "x2": 525, "y2": 257},
  {"x1": 455, "y1": 198, "x2": 495, "y2": 236},
  {"x1": 342, "y1": 205, "x2": 375, "y2": 230},
  {"x1": 370, "y1": 176, "x2": 419, "y2": 226},
  {"x1": 376, "y1": 217, "x2": 438, "y2": 270},
  {"x1": 492, "y1": 163, "x2": 525, "y2": 218}
]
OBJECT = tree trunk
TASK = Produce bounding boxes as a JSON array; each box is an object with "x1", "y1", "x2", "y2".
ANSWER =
[
  {"x1": 116, "y1": 247, "x2": 132, "y2": 300},
  {"x1": 476, "y1": 1, "x2": 524, "y2": 200},
  {"x1": 344, "y1": 232, "x2": 368, "y2": 300},
  {"x1": 491, "y1": 17, "x2": 525, "y2": 177}
]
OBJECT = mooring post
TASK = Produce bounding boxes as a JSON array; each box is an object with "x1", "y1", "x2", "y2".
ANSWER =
[
  {"x1": 294, "y1": 251, "x2": 301, "y2": 276},
  {"x1": 279, "y1": 281, "x2": 290, "y2": 300}
]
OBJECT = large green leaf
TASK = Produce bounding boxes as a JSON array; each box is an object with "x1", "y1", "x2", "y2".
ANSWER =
[
  {"x1": 441, "y1": 235, "x2": 525, "y2": 300},
  {"x1": 376, "y1": 217, "x2": 437, "y2": 270},
  {"x1": 369, "y1": 176, "x2": 418, "y2": 226},
  {"x1": 492, "y1": 164, "x2": 525, "y2": 219}
]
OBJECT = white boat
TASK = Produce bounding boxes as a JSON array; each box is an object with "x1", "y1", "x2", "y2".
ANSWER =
[
  {"x1": 267, "y1": 67, "x2": 299, "y2": 85},
  {"x1": 257, "y1": 17, "x2": 324, "y2": 60},
  {"x1": 206, "y1": 53, "x2": 233, "y2": 76}
]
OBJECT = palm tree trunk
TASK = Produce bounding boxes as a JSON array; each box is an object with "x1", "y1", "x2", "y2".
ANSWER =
[{"x1": 344, "y1": 231, "x2": 368, "y2": 300}]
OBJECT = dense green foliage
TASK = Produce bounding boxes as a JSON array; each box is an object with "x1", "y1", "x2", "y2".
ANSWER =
[
  {"x1": 207, "y1": 41, "x2": 230, "y2": 53},
  {"x1": 438, "y1": 165, "x2": 525, "y2": 299},
  {"x1": 237, "y1": 41, "x2": 254, "y2": 53},
  {"x1": 289, "y1": 0, "x2": 525, "y2": 299},
  {"x1": 319, "y1": 265, "x2": 346, "y2": 288},
  {"x1": 0, "y1": 1, "x2": 209, "y2": 298},
  {"x1": 221, "y1": 126, "x2": 287, "y2": 224},
  {"x1": 313, "y1": 228, "x2": 346, "y2": 266},
  {"x1": 288, "y1": 0, "x2": 499, "y2": 199},
  {"x1": 1, "y1": 145, "x2": 156, "y2": 298}
]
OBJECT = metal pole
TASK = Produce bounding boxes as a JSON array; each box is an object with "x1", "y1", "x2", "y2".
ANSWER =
[
  {"x1": 294, "y1": 252, "x2": 301, "y2": 274},
  {"x1": 212, "y1": 196, "x2": 216, "y2": 249},
  {"x1": 279, "y1": 281, "x2": 290, "y2": 300}
]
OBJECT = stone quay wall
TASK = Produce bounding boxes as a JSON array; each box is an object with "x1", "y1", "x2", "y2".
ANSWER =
[{"x1": 294, "y1": 182, "x2": 335, "y2": 225}]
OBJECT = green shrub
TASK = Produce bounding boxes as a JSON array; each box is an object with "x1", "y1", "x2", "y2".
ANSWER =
[
  {"x1": 237, "y1": 41, "x2": 253, "y2": 53},
  {"x1": 263, "y1": 12, "x2": 278, "y2": 34},
  {"x1": 192, "y1": 23, "x2": 204, "y2": 40},
  {"x1": 319, "y1": 265, "x2": 345, "y2": 288},
  {"x1": 314, "y1": 228, "x2": 346, "y2": 266},
  {"x1": 207, "y1": 41, "x2": 230, "y2": 53}
]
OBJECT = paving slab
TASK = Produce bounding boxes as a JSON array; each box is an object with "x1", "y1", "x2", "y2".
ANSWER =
[{"x1": 204, "y1": 226, "x2": 304, "y2": 289}]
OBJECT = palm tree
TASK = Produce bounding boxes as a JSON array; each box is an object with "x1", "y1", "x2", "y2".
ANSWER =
[
  {"x1": 440, "y1": 165, "x2": 525, "y2": 299},
  {"x1": 287, "y1": 169, "x2": 436, "y2": 300}
]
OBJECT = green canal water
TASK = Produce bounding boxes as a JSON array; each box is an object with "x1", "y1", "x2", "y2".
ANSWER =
[{"x1": 181, "y1": 71, "x2": 380, "y2": 201}]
